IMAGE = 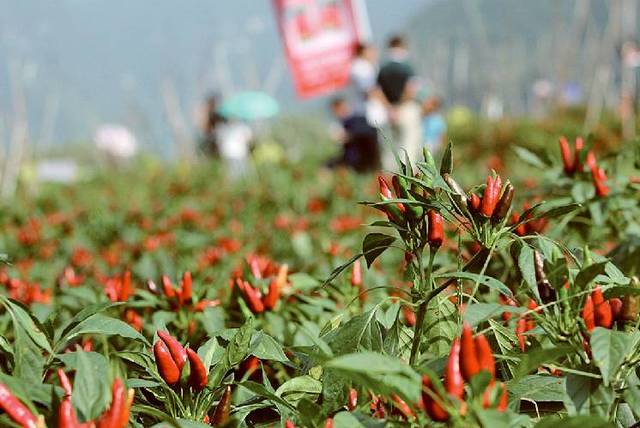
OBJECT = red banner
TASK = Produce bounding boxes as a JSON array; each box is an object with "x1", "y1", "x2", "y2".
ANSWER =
[{"x1": 273, "y1": 0, "x2": 368, "y2": 99}]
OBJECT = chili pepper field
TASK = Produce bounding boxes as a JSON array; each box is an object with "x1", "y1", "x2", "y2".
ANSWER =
[{"x1": 2, "y1": 125, "x2": 640, "y2": 427}]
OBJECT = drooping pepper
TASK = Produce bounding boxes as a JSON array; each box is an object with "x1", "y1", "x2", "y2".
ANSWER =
[
  {"x1": 187, "y1": 348, "x2": 208, "y2": 391},
  {"x1": 421, "y1": 376, "x2": 449, "y2": 422},
  {"x1": 444, "y1": 338, "x2": 464, "y2": 399},
  {"x1": 97, "y1": 379, "x2": 133, "y2": 428},
  {"x1": 492, "y1": 183, "x2": 514, "y2": 221},
  {"x1": 459, "y1": 323, "x2": 480, "y2": 381},
  {"x1": 559, "y1": 136, "x2": 574, "y2": 175},
  {"x1": 212, "y1": 385, "x2": 232, "y2": 425},
  {"x1": 427, "y1": 210, "x2": 444, "y2": 248},
  {"x1": 154, "y1": 341, "x2": 180, "y2": 385},
  {"x1": 57, "y1": 370, "x2": 80, "y2": 428},
  {"x1": 348, "y1": 388, "x2": 358, "y2": 411},
  {"x1": 0, "y1": 383, "x2": 39, "y2": 428},
  {"x1": 582, "y1": 295, "x2": 595, "y2": 332},
  {"x1": 157, "y1": 331, "x2": 187, "y2": 371},
  {"x1": 474, "y1": 333, "x2": 495, "y2": 378},
  {"x1": 377, "y1": 176, "x2": 405, "y2": 223},
  {"x1": 480, "y1": 175, "x2": 502, "y2": 218}
]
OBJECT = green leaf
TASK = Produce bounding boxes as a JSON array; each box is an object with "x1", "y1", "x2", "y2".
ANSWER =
[
  {"x1": 275, "y1": 375, "x2": 322, "y2": 406},
  {"x1": 590, "y1": 328, "x2": 640, "y2": 387},
  {"x1": 424, "y1": 296, "x2": 457, "y2": 357},
  {"x1": 565, "y1": 374, "x2": 614, "y2": 416},
  {"x1": 439, "y1": 141, "x2": 453, "y2": 175},
  {"x1": 574, "y1": 262, "x2": 608, "y2": 290},
  {"x1": 332, "y1": 411, "x2": 368, "y2": 428},
  {"x1": 325, "y1": 351, "x2": 421, "y2": 403},
  {"x1": 322, "y1": 253, "x2": 363, "y2": 287},
  {"x1": 513, "y1": 146, "x2": 547, "y2": 169},
  {"x1": 514, "y1": 345, "x2": 573, "y2": 380},
  {"x1": 324, "y1": 308, "x2": 382, "y2": 356},
  {"x1": 66, "y1": 351, "x2": 110, "y2": 420},
  {"x1": 540, "y1": 203, "x2": 582, "y2": 220},
  {"x1": 362, "y1": 233, "x2": 396, "y2": 268},
  {"x1": 534, "y1": 415, "x2": 614, "y2": 428},
  {"x1": 64, "y1": 314, "x2": 148, "y2": 347},
  {"x1": 507, "y1": 375, "x2": 566, "y2": 402},
  {"x1": 433, "y1": 272, "x2": 513, "y2": 298},
  {"x1": 57, "y1": 302, "x2": 117, "y2": 343},
  {"x1": 250, "y1": 331, "x2": 289, "y2": 363},
  {"x1": 517, "y1": 244, "x2": 537, "y2": 293}
]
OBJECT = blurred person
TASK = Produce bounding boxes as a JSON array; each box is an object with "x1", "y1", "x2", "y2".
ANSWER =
[
  {"x1": 349, "y1": 42, "x2": 387, "y2": 127},
  {"x1": 199, "y1": 94, "x2": 226, "y2": 157},
  {"x1": 217, "y1": 119, "x2": 253, "y2": 179},
  {"x1": 94, "y1": 124, "x2": 138, "y2": 166},
  {"x1": 377, "y1": 35, "x2": 421, "y2": 168},
  {"x1": 421, "y1": 95, "x2": 447, "y2": 154},
  {"x1": 326, "y1": 97, "x2": 380, "y2": 173}
]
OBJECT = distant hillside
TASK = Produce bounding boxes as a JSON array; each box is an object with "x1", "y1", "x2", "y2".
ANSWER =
[{"x1": 406, "y1": 0, "x2": 633, "y2": 114}]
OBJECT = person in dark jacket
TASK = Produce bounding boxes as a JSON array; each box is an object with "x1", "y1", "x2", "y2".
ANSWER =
[{"x1": 327, "y1": 97, "x2": 380, "y2": 172}]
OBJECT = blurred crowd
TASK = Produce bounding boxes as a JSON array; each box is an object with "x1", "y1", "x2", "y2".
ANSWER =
[{"x1": 327, "y1": 34, "x2": 446, "y2": 173}]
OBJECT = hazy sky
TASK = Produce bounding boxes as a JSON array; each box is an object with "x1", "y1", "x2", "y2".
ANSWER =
[{"x1": 0, "y1": 0, "x2": 430, "y2": 149}]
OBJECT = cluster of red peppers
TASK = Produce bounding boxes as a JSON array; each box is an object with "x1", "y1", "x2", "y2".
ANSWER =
[
  {"x1": 148, "y1": 271, "x2": 219, "y2": 312},
  {"x1": 581, "y1": 286, "x2": 622, "y2": 332},
  {"x1": 559, "y1": 136, "x2": 610, "y2": 197},
  {"x1": 468, "y1": 173, "x2": 514, "y2": 222},
  {"x1": 0, "y1": 271, "x2": 51, "y2": 306},
  {"x1": 232, "y1": 255, "x2": 288, "y2": 314},
  {"x1": 422, "y1": 324, "x2": 507, "y2": 422},
  {"x1": 57, "y1": 370, "x2": 133, "y2": 428},
  {"x1": 377, "y1": 175, "x2": 425, "y2": 224},
  {"x1": 153, "y1": 331, "x2": 208, "y2": 390},
  {"x1": 511, "y1": 202, "x2": 548, "y2": 237}
]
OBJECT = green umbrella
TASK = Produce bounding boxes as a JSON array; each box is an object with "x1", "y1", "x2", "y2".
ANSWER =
[{"x1": 220, "y1": 91, "x2": 279, "y2": 120}]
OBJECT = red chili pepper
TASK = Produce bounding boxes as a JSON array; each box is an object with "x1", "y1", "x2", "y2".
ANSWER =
[
  {"x1": 59, "y1": 398, "x2": 79, "y2": 428},
  {"x1": 582, "y1": 295, "x2": 595, "y2": 332},
  {"x1": 212, "y1": 385, "x2": 232, "y2": 425},
  {"x1": 97, "y1": 378, "x2": 132, "y2": 428},
  {"x1": 161, "y1": 275, "x2": 176, "y2": 299},
  {"x1": 186, "y1": 349, "x2": 208, "y2": 391},
  {"x1": 511, "y1": 213, "x2": 527, "y2": 236},
  {"x1": 459, "y1": 323, "x2": 480, "y2": 381},
  {"x1": 559, "y1": 136, "x2": 574, "y2": 175},
  {"x1": 499, "y1": 295, "x2": 516, "y2": 321},
  {"x1": 58, "y1": 369, "x2": 73, "y2": 397},
  {"x1": 121, "y1": 270, "x2": 132, "y2": 301},
  {"x1": 180, "y1": 271, "x2": 192, "y2": 305},
  {"x1": 241, "y1": 281, "x2": 265, "y2": 313},
  {"x1": 421, "y1": 376, "x2": 448, "y2": 422},
  {"x1": 516, "y1": 318, "x2": 527, "y2": 351},
  {"x1": 350, "y1": 260, "x2": 362, "y2": 287},
  {"x1": 444, "y1": 338, "x2": 464, "y2": 399},
  {"x1": 427, "y1": 210, "x2": 444, "y2": 248},
  {"x1": 497, "y1": 382, "x2": 508, "y2": 412},
  {"x1": 348, "y1": 388, "x2": 358, "y2": 410},
  {"x1": 285, "y1": 420, "x2": 296, "y2": 428},
  {"x1": 392, "y1": 394, "x2": 415, "y2": 420},
  {"x1": 157, "y1": 331, "x2": 187, "y2": 371},
  {"x1": 153, "y1": 340, "x2": 180, "y2": 385},
  {"x1": 474, "y1": 333, "x2": 495, "y2": 378},
  {"x1": 324, "y1": 417, "x2": 334, "y2": 428},
  {"x1": 592, "y1": 287, "x2": 613, "y2": 328},
  {"x1": 378, "y1": 176, "x2": 406, "y2": 213},
  {"x1": 591, "y1": 167, "x2": 610, "y2": 197},
  {"x1": 585, "y1": 150, "x2": 597, "y2": 172},
  {"x1": 0, "y1": 383, "x2": 38, "y2": 428},
  {"x1": 469, "y1": 193, "x2": 481, "y2": 212},
  {"x1": 480, "y1": 175, "x2": 501, "y2": 217}
]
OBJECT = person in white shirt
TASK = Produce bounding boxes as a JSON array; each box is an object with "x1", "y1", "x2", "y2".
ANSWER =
[{"x1": 349, "y1": 43, "x2": 388, "y2": 127}]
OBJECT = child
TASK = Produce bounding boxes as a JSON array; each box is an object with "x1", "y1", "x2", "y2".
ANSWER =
[{"x1": 421, "y1": 95, "x2": 447, "y2": 153}]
